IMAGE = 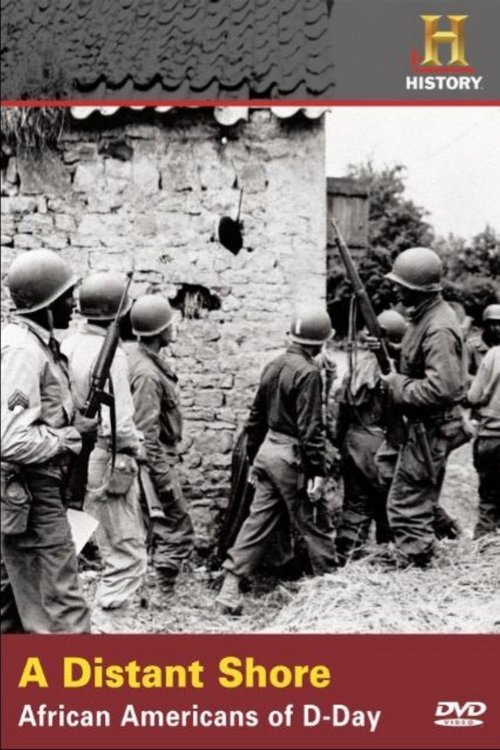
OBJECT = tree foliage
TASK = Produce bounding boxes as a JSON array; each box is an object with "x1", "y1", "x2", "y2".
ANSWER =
[
  {"x1": 327, "y1": 163, "x2": 499, "y2": 333},
  {"x1": 327, "y1": 163, "x2": 433, "y2": 334}
]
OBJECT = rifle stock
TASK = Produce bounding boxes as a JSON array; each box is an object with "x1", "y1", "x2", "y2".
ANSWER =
[
  {"x1": 65, "y1": 271, "x2": 134, "y2": 510},
  {"x1": 139, "y1": 465, "x2": 166, "y2": 520}
]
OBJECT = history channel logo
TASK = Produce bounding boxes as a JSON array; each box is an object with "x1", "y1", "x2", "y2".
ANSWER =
[
  {"x1": 434, "y1": 701, "x2": 487, "y2": 727},
  {"x1": 406, "y1": 14, "x2": 483, "y2": 91}
]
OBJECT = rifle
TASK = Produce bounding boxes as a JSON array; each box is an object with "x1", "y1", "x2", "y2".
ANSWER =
[
  {"x1": 331, "y1": 219, "x2": 437, "y2": 480},
  {"x1": 330, "y1": 219, "x2": 408, "y2": 446},
  {"x1": 139, "y1": 464, "x2": 166, "y2": 520},
  {"x1": 65, "y1": 270, "x2": 134, "y2": 509}
]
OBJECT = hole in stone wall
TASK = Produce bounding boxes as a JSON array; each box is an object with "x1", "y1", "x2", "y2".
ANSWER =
[
  {"x1": 170, "y1": 284, "x2": 221, "y2": 320},
  {"x1": 97, "y1": 139, "x2": 134, "y2": 161}
]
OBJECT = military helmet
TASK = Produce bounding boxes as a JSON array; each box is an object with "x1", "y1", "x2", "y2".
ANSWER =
[
  {"x1": 78, "y1": 272, "x2": 133, "y2": 321},
  {"x1": 386, "y1": 247, "x2": 443, "y2": 292},
  {"x1": 290, "y1": 306, "x2": 334, "y2": 345},
  {"x1": 483, "y1": 303, "x2": 500, "y2": 322},
  {"x1": 377, "y1": 309, "x2": 407, "y2": 342},
  {"x1": 131, "y1": 295, "x2": 174, "y2": 336},
  {"x1": 8, "y1": 249, "x2": 77, "y2": 314}
]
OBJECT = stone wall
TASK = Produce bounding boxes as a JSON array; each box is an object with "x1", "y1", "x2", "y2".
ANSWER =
[{"x1": 1, "y1": 108, "x2": 327, "y2": 549}]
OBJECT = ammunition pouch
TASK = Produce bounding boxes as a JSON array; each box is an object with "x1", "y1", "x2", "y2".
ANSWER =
[
  {"x1": 1, "y1": 461, "x2": 33, "y2": 535},
  {"x1": 104, "y1": 453, "x2": 138, "y2": 497}
]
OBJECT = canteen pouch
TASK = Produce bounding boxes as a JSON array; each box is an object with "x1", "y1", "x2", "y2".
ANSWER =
[
  {"x1": 104, "y1": 454, "x2": 138, "y2": 496},
  {"x1": 1, "y1": 461, "x2": 32, "y2": 535}
]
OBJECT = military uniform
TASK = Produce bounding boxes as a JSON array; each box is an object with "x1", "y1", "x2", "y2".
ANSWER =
[
  {"x1": 62, "y1": 324, "x2": 147, "y2": 612},
  {"x1": 128, "y1": 344, "x2": 194, "y2": 577},
  {"x1": 1, "y1": 318, "x2": 90, "y2": 633},
  {"x1": 223, "y1": 343, "x2": 337, "y2": 578},
  {"x1": 335, "y1": 350, "x2": 391, "y2": 562},
  {"x1": 385, "y1": 295, "x2": 467, "y2": 563},
  {"x1": 468, "y1": 346, "x2": 500, "y2": 537}
]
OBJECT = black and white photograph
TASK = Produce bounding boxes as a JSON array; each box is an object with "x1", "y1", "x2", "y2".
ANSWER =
[{"x1": 1, "y1": 104, "x2": 499, "y2": 635}]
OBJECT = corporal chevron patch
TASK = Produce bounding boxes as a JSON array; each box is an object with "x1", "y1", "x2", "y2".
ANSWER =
[{"x1": 7, "y1": 389, "x2": 30, "y2": 411}]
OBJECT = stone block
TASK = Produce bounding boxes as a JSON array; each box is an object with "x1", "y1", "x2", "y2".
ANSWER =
[
  {"x1": 63, "y1": 143, "x2": 98, "y2": 164},
  {"x1": 55, "y1": 214, "x2": 77, "y2": 233},
  {"x1": 73, "y1": 162, "x2": 105, "y2": 193},
  {"x1": 44, "y1": 232, "x2": 69, "y2": 250},
  {"x1": 1, "y1": 196, "x2": 38, "y2": 214},
  {"x1": 17, "y1": 154, "x2": 71, "y2": 195},
  {"x1": 17, "y1": 213, "x2": 54, "y2": 234},
  {"x1": 132, "y1": 157, "x2": 160, "y2": 195},
  {"x1": 14, "y1": 234, "x2": 42, "y2": 250}
]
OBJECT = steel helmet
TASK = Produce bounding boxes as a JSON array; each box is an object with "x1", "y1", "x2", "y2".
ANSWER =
[
  {"x1": 377, "y1": 309, "x2": 407, "y2": 342},
  {"x1": 78, "y1": 272, "x2": 133, "y2": 321},
  {"x1": 290, "y1": 306, "x2": 334, "y2": 345},
  {"x1": 386, "y1": 247, "x2": 443, "y2": 292},
  {"x1": 8, "y1": 249, "x2": 77, "y2": 313},
  {"x1": 482, "y1": 304, "x2": 500, "y2": 322},
  {"x1": 131, "y1": 295, "x2": 174, "y2": 336}
]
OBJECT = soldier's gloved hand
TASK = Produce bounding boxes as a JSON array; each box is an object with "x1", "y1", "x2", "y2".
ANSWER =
[
  {"x1": 380, "y1": 369, "x2": 399, "y2": 387},
  {"x1": 247, "y1": 466, "x2": 258, "y2": 487},
  {"x1": 307, "y1": 476, "x2": 325, "y2": 503},
  {"x1": 73, "y1": 412, "x2": 99, "y2": 440},
  {"x1": 360, "y1": 332, "x2": 381, "y2": 351}
]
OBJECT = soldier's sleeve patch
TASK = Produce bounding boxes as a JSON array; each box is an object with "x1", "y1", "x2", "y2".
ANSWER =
[{"x1": 7, "y1": 389, "x2": 30, "y2": 411}]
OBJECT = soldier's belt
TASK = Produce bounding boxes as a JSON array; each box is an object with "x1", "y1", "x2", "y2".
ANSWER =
[
  {"x1": 406, "y1": 406, "x2": 462, "y2": 426},
  {"x1": 267, "y1": 429, "x2": 300, "y2": 445}
]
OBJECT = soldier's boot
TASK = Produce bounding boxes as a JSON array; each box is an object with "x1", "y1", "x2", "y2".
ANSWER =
[
  {"x1": 434, "y1": 506, "x2": 462, "y2": 540},
  {"x1": 215, "y1": 572, "x2": 243, "y2": 616},
  {"x1": 91, "y1": 606, "x2": 138, "y2": 634},
  {"x1": 156, "y1": 566, "x2": 179, "y2": 601}
]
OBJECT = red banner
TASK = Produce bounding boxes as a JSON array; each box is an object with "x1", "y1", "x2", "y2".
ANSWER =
[{"x1": 1, "y1": 634, "x2": 498, "y2": 749}]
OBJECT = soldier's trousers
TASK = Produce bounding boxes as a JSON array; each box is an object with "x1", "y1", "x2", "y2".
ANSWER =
[
  {"x1": 223, "y1": 432, "x2": 337, "y2": 578},
  {"x1": 387, "y1": 420, "x2": 465, "y2": 562},
  {"x1": 336, "y1": 427, "x2": 391, "y2": 562},
  {"x1": 473, "y1": 437, "x2": 500, "y2": 538},
  {"x1": 85, "y1": 448, "x2": 147, "y2": 609},
  {"x1": 149, "y1": 462, "x2": 194, "y2": 576},
  {"x1": 1, "y1": 462, "x2": 90, "y2": 633}
]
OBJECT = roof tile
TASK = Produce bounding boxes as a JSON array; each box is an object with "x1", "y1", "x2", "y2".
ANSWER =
[{"x1": 2, "y1": 0, "x2": 334, "y2": 100}]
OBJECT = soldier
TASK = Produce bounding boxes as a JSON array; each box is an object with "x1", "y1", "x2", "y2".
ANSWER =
[
  {"x1": 1, "y1": 249, "x2": 96, "y2": 633},
  {"x1": 216, "y1": 306, "x2": 338, "y2": 615},
  {"x1": 335, "y1": 309, "x2": 407, "y2": 564},
  {"x1": 381, "y1": 247, "x2": 468, "y2": 567},
  {"x1": 466, "y1": 304, "x2": 500, "y2": 375},
  {"x1": 61, "y1": 272, "x2": 147, "y2": 632},
  {"x1": 127, "y1": 295, "x2": 194, "y2": 593},
  {"x1": 467, "y1": 307, "x2": 500, "y2": 538}
]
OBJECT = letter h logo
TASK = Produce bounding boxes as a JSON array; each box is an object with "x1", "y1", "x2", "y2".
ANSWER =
[{"x1": 421, "y1": 15, "x2": 469, "y2": 67}]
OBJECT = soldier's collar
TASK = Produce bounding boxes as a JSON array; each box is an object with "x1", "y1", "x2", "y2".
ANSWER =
[
  {"x1": 407, "y1": 293, "x2": 442, "y2": 321},
  {"x1": 16, "y1": 316, "x2": 52, "y2": 346},
  {"x1": 286, "y1": 342, "x2": 315, "y2": 361},
  {"x1": 139, "y1": 344, "x2": 177, "y2": 381}
]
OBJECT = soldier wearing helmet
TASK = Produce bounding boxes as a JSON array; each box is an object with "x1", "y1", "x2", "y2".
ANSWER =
[
  {"x1": 1, "y1": 249, "x2": 96, "y2": 633},
  {"x1": 381, "y1": 247, "x2": 468, "y2": 567},
  {"x1": 216, "y1": 305, "x2": 338, "y2": 614},
  {"x1": 127, "y1": 295, "x2": 194, "y2": 594},
  {"x1": 467, "y1": 304, "x2": 500, "y2": 538},
  {"x1": 466, "y1": 303, "x2": 500, "y2": 375},
  {"x1": 61, "y1": 271, "x2": 147, "y2": 632},
  {"x1": 334, "y1": 309, "x2": 407, "y2": 564}
]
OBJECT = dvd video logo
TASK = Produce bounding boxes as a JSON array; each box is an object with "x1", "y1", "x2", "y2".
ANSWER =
[
  {"x1": 406, "y1": 15, "x2": 483, "y2": 92},
  {"x1": 434, "y1": 701, "x2": 487, "y2": 727}
]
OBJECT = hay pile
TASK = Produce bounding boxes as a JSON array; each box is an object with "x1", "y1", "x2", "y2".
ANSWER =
[{"x1": 265, "y1": 535, "x2": 500, "y2": 634}]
